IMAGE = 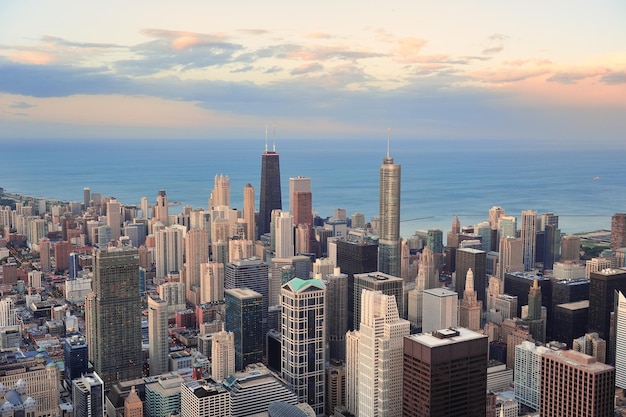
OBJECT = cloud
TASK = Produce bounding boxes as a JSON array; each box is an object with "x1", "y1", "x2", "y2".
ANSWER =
[
  {"x1": 281, "y1": 44, "x2": 383, "y2": 61},
  {"x1": 291, "y1": 62, "x2": 323, "y2": 75},
  {"x1": 600, "y1": 71, "x2": 626, "y2": 85},
  {"x1": 503, "y1": 58, "x2": 552, "y2": 67},
  {"x1": 547, "y1": 69, "x2": 607, "y2": 85},
  {"x1": 306, "y1": 32, "x2": 334, "y2": 39},
  {"x1": 482, "y1": 45, "x2": 504, "y2": 55},
  {"x1": 9, "y1": 101, "x2": 34, "y2": 109},
  {"x1": 238, "y1": 29, "x2": 270, "y2": 36},
  {"x1": 140, "y1": 28, "x2": 231, "y2": 49},
  {"x1": 264, "y1": 66, "x2": 282, "y2": 74},
  {"x1": 40, "y1": 35, "x2": 122, "y2": 49},
  {"x1": 393, "y1": 37, "x2": 428, "y2": 61},
  {"x1": 467, "y1": 68, "x2": 550, "y2": 84},
  {"x1": 232, "y1": 65, "x2": 254, "y2": 73},
  {"x1": 488, "y1": 34, "x2": 508, "y2": 42},
  {"x1": 7, "y1": 50, "x2": 55, "y2": 65}
]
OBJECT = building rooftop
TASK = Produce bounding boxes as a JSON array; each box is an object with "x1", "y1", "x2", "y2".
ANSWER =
[
  {"x1": 556, "y1": 300, "x2": 590, "y2": 311},
  {"x1": 408, "y1": 327, "x2": 486, "y2": 348},
  {"x1": 283, "y1": 278, "x2": 325, "y2": 293},
  {"x1": 423, "y1": 287, "x2": 457, "y2": 298},
  {"x1": 541, "y1": 349, "x2": 614, "y2": 373}
]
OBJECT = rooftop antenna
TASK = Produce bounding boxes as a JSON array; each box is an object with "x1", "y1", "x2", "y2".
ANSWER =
[
  {"x1": 387, "y1": 127, "x2": 391, "y2": 158},
  {"x1": 265, "y1": 123, "x2": 268, "y2": 153},
  {"x1": 272, "y1": 123, "x2": 276, "y2": 152}
]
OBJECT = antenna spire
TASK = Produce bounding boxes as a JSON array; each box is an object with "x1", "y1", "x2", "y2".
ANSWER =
[
  {"x1": 387, "y1": 128, "x2": 391, "y2": 158},
  {"x1": 265, "y1": 123, "x2": 268, "y2": 153},
  {"x1": 272, "y1": 123, "x2": 276, "y2": 152}
]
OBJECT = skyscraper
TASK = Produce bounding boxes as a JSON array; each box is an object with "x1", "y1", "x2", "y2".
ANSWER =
[
  {"x1": 154, "y1": 225, "x2": 184, "y2": 280},
  {"x1": 521, "y1": 210, "x2": 537, "y2": 271},
  {"x1": 200, "y1": 261, "x2": 225, "y2": 304},
  {"x1": 421, "y1": 288, "x2": 458, "y2": 333},
  {"x1": 64, "y1": 334, "x2": 88, "y2": 385},
  {"x1": 515, "y1": 341, "x2": 547, "y2": 412},
  {"x1": 225, "y1": 288, "x2": 264, "y2": 371},
  {"x1": 498, "y1": 236, "x2": 524, "y2": 280},
  {"x1": 274, "y1": 210, "x2": 294, "y2": 258},
  {"x1": 616, "y1": 291, "x2": 626, "y2": 388},
  {"x1": 224, "y1": 257, "x2": 269, "y2": 336},
  {"x1": 243, "y1": 183, "x2": 256, "y2": 241},
  {"x1": 560, "y1": 235, "x2": 581, "y2": 262},
  {"x1": 458, "y1": 268, "x2": 482, "y2": 331},
  {"x1": 353, "y1": 272, "x2": 404, "y2": 331},
  {"x1": 325, "y1": 267, "x2": 349, "y2": 361},
  {"x1": 354, "y1": 290, "x2": 409, "y2": 417},
  {"x1": 86, "y1": 246, "x2": 142, "y2": 388},
  {"x1": 39, "y1": 237, "x2": 51, "y2": 273},
  {"x1": 211, "y1": 330, "x2": 235, "y2": 382},
  {"x1": 185, "y1": 228, "x2": 209, "y2": 304},
  {"x1": 210, "y1": 174, "x2": 230, "y2": 208},
  {"x1": 281, "y1": 278, "x2": 326, "y2": 416},
  {"x1": 589, "y1": 269, "x2": 626, "y2": 346},
  {"x1": 378, "y1": 137, "x2": 401, "y2": 277},
  {"x1": 83, "y1": 187, "x2": 91, "y2": 209},
  {"x1": 155, "y1": 190, "x2": 169, "y2": 226},
  {"x1": 612, "y1": 213, "x2": 626, "y2": 250},
  {"x1": 403, "y1": 328, "x2": 488, "y2": 417},
  {"x1": 72, "y1": 373, "x2": 104, "y2": 417},
  {"x1": 106, "y1": 199, "x2": 122, "y2": 241},
  {"x1": 258, "y1": 139, "x2": 281, "y2": 239},
  {"x1": 148, "y1": 296, "x2": 169, "y2": 376},
  {"x1": 455, "y1": 247, "x2": 486, "y2": 305}
]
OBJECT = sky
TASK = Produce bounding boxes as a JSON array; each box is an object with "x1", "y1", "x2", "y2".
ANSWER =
[{"x1": 0, "y1": 1, "x2": 625, "y2": 145}]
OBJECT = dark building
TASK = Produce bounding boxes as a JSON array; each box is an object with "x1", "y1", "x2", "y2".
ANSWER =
[
  {"x1": 225, "y1": 288, "x2": 264, "y2": 371},
  {"x1": 258, "y1": 146, "x2": 282, "y2": 239},
  {"x1": 489, "y1": 341, "x2": 507, "y2": 364},
  {"x1": 336, "y1": 238, "x2": 378, "y2": 330},
  {"x1": 503, "y1": 272, "x2": 552, "y2": 319},
  {"x1": 588, "y1": 269, "x2": 626, "y2": 345},
  {"x1": 266, "y1": 329, "x2": 281, "y2": 373},
  {"x1": 456, "y1": 248, "x2": 487, "y2": 305},
  {"x1": 64, "y1": 334, "x2": 89, "y2": 385},
  {"x1": 552, "y1": 300, "x2": 589, "y2": 348},
  {"x1": 611, "y1": 213, "x2": 626, "y2": 251},
  {"x1": 403, "y1": 328, "x2": 488, "y2": 417},
  {"x1": 352, "y1": 272, "x2": 403, "y2": 331}
]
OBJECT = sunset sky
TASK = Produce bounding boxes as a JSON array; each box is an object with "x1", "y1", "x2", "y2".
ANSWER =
[{"x1": 1, "y1": 1, "x2": 625, "y2": 145}]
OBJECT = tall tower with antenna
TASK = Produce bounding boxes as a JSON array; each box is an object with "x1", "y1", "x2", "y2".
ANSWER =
[
  {"x1": 258, "y1": 124, "x2": 282, "y2": 239},
  {"x1": 378, "y1": 128, "x2": 402, "y2": 277}
]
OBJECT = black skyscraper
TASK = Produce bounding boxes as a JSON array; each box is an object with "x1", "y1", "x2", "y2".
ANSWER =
[{"x1": 258, "y1": 144, "x2": 281, "y2": 239}]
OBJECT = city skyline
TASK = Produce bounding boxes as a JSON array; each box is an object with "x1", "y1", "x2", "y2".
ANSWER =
[{"x1": 1, "y1": 1, "x2": 625, "y2": 145}]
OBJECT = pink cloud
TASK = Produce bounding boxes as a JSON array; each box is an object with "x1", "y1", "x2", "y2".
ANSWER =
[{"x1": 8, "y1": 50, "x2": 55, "y2": 65}]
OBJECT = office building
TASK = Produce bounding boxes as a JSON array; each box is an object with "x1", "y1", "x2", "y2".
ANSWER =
[
  {"x1": 520, "y1": 210, "x2": 536, "y2": 271},
  {"x1": 83, "y1": 187, "x2": 90, "y2": 209},
  {"x1": 589, "y1": 269, "x2": 626, "y2": 343},
  {"x1": 148, "y1": 296, "x2": 169, "y2": 376},
  {"x1": 39, "y1": 237, "x2": 51, "y2": 273},
  {"x1": 353, "y1": 272, "x2": 404, "y2": 331},
  {"x1": 426, "y1": 229, "x2": 443, "y2": 254},
  {"x1": 612, "y1": 213, "x2": 626, "y2": 251},
  {"x1": 616, "y1": 291, "x2": 626, "y2": 388},
  {"x1": 281, "y1": 278, "x2": 326, "y2": 416},
  {"x1": 504, "y1": 272, "x2": 552, "y2": 319},
  {"x1": 455, "y1": 247, "x2": 486, "y2": 304},
  {"x1": 72, "y1": 373, "x2": 104, "y2": 417},
  {"x1": 514, "y1": 341, "x2": 547, "y2": 412},
  {"x1": 553, "y1": 261, "x2": 586, "y2": 280},
  {"x1": 144, "y1": 374, "x2": 185, "y2": 417},
  {"x1": 498, "y1": 236, "x2": 524, "y2": 280},
  {"x1": 458, "y1": 268, "x2": 482, "y2": 331},
  {"x1": 422, "y1": 288, "x2": 458, "y2": 333},
  {"x1": 573, "y1": 332, "x2": 606, "y2": 364},
  {"x1": 211, "y1": 330, "x2": 235, "y2": 382},
  {"x1": 200, "y1": 262, "x2": 225, "y2": 304},
  {"x1": 106, "y1": 199, "x2": 122, "y2": 241},
  {"x1": 289, "y1": 177, "x2": 313, "y2": 254},
  {"x1": 524, "y1": 279, "x2": 546, "y2": 342},
  {"x1": 185, "y1": 228, "x2": 209, "y2": 304},
  {"x1": 419, "y1": 246, "x2": 439, "y2": 290},
  {"x1": 64, "y1": 334, "x2": 88, "y2": 385},
  {"x1": 540, "y1": 349, "x2": 614, "y2": 417},
  {"x1": 54, "y1": 240, "x2": 71, "y2": 273},
  {"x1": 325, "y1": 267, "x2": 349, "y2": 362},
  {"x1": 552, "y1": 300, "x2": 589, "y2": 348},
  {"x1": 497, "y1": 215, "x2": 517, "y2": 246},
  {"x1": 274, "y1": 210, "x2": 294, "y2": 258},
  {"x1": 155, "y1": 190, "x2": 169, "y2": 226},
  {"x1": 352, "y1": 290, "x2": 409, "y2": 417},
  {"x1": 180, "y1": 379, "x2": 231, "y2": 417},
  {"x1": 210, "y1": 174, "x2": 230, "y2": 208},
  {"x1": 586, "y1": 257, "x2": 613, "y2": 278},
  {"x1": 378, "y1": 142, "x2": 401, "y2": 277},
  {"x1": 326, "y1": 360, "x2": 346, "y2": 417},
  {"x1": 258, "y1": 140, "x2": 282, "y2": 239},
  {"x1": 225, "y1": 288, "x2": 263, "y2": 371},
  {"x1": 559, "y1": 235, "x2": 580, "y2": 263},
  {"x1": 403, "y1": 328, "x2": 488, "y2": 417},
  {"x1": 224, "y1": 258, "x2": 269, "y2": 336},
  {"x1": 86, "y1": 246, "x2": 142, "y2": 388},
  {"x1": 154, "y1": 225, "x2": 185, "y2": 280},
  {"x1": 243, "y1": 183, "x2": 255, "y2": 241},
  {"x1": 124, "y1": 223, "x2": 147, "y2": 248}
]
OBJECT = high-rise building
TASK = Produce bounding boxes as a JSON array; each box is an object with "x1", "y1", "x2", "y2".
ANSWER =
[
  {"x1": 616, "y1": 291, "x2": 626, "y2": 388},
  {"x1": 211, "y1": 330, "x2": 235, "y2": 382},
  {"x1": 325, "y1": 267, "x2": 349, "y2": 362},
  {"x1": 426, "y1": 229, "x2": 443, "y2": 254},
  {"x1": 210, "y1": 174, "x2": 230, "y2": 209},
  {"x1": 180, "y1": 379, "x2": 232, "y2": 417},
  {"x1": 83, "y1": 187, "x2": 91, "y2": 209},
  {"x1": 498, "y1": 236, "x2": 524, "y2": 280},
  {"x1": 353, "y1": 272, "x2": 404, "y2": 331},
  {"x1": 39, "y1": 237, "x2": 51, "y2": 273},
  {"x1": 258, "y1": 140, "x2": 281, "y2": 239},
  {"x1": 497, "y1": 215, "x2": 517, "y2": 246},
  {"x1": 243, "y1": 183, "x2": 256, "y2": 241},
  {"x1": 124, "y1": 386, "x2": 144, "y2": 417},
  {"x1": 0, "y1": 298, "x2": 16, "y2": 328},
  {"x1": 72, "y1": 373, "x2": 104, "y2": 417},
  {"x1": 154, "y1": 225, "x2": 184, "y2": 280},
  {"x1": 353, "y1": 290, "x2": 409, "y2": 417},
  {"x1": 589, "y1": 269, "x2": 626, "y2": 345},
  {"x1": 274, "y1": 210, "x2": 294, "y2": 258},
  {"x1": 200, "y1": 261, "x2": 224, "y2": 304},
  {"x1": 540, "y1": 349, "x2": 615, "y2": 417},
  {"x1": 224, "y1": 258, "x2": 269, "y2": 336},
  {"x1": 155, "y1": 190, "x2": 169, "y2": 226},
  {"x1": 86, "y1": 247, "x2": 142, "y2": 388},
  {"x1": 574, "y1": 332, "x2": 606, "y2": 364},
  {"x1": 514, "y1": 341, "x2": 547, "y2": 412},
  {"x1": 64, "y1": 334, "x2": 88, "y2": 385},
  {"x1": 458, "y1": 269, "x2": 482, "y2": 331},
  {"x1": 455, "y1": 247, "x2": 486, "y2": 305},
  {"x1": 148, "y1": 296, "x2": 169, "y2": 376},
  {"x1": 281, "y1": 278, "x2": 326, "y2": 416},
  {"x1": 612, "y1": 213, "x2": 626, "y2": 251},
  {"x1": 106, "y1": 199, "x2": 122, "y2": 241},
  {"x1": 225, "y1": 288, "x2": 263, "y2": 371},
  {"x1": 421, "y1": 288, "x2": 458, "y2": 333},
  {"x1": 54, "y1": 240, "x2": 71, "y2": 273},
  {"x1": 378, "y1": 142, "x2": 401, "y2": 277},
  {"x1": 504, "y1": 272, "x2": 552, "y2": 319},
  {"x1": 403, "y1": 327, "x2": 488, "y2": 417},
  {"x1": 524, "y1": 279, "x2": 546, "y2": 343},
  {"x1": 326, "y1": 360, "x2": 346, "y2": 417},
  {"x1": 185, "y1": 228, "x2": 209, "y2": 304},
  {"x1": 141, "y1": 197, "x2": 149, "y2": 219},
  {"x1": 289, "y1": 176, "x2": 313, "y2": 231},
  {"x1": 489, "y1": 206, "x2": 505, "y2": 231},
  {"x1": 521, "y1": 210, "x2": 537, "y2": 271},
  {"x1": 144, "y1": 374, "x2": 185, "y2": 417},
  {"x1": 560, "y1": 235, "x2": 581, "y2": 262}
]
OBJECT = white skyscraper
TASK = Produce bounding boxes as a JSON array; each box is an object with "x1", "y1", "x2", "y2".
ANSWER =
[
  {"x1": 281, "y1": 278, "x2": 326, "y2": 416},
  {"x1": 354, "y1": 290, "x2": 410, "y2": 417},
  {"x1": 422, "y1": 288, "x2": 458, "y2": 333},
  {"x1": 155, "y1": 225, "x2": 185, "y2": 280},
  {"x1": 616, "y1": 290, "x2": 626, "y2": 389},
  {"x1": 211, "y1": 330, "x2": 235, "y2": 382},
  {"x1": 210, "y1": 174, "x2": 230, "y2": 209},
  {"x1": 141, "y1": 197, "x2": 149, "y2": 219},
  {"x1": 200, "y1": 262, "x2": 225, "y2": 304},
  {"x1": 155, "y1": 190, "x2": 169, "y2": 226},
  {"x1": 0, "y1": 298, "x2": 17, "y2": 327},
  {"x1": 148, "y1": 296, "x2": 169, "y2": 376},
  {"x1": 274, "y1": 211, "x2": 294, "y2": 258},
  {"x1": 106, "y1": 199, "x2": 122, "y2": 241},
  {"x1": 521, "y1": 210, "x2": 537, "y2": 271},
  {"x1": 514, "y1": 340, "x2": 548, "y2": 411}
]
